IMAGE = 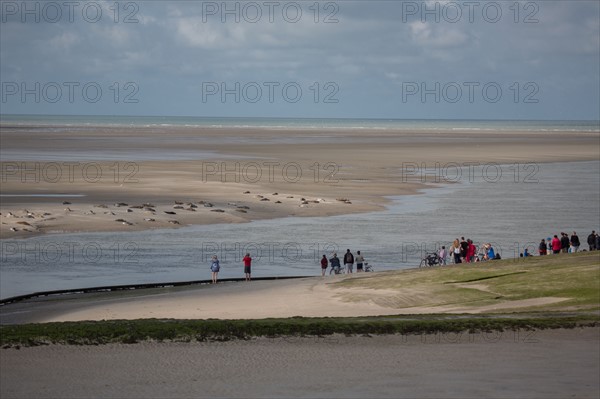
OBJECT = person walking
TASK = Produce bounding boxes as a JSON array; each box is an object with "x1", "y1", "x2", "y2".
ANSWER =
[
  {"x1": 320, "y1": 254, "x2": 328, "y2": 276},
  {"x1": 344, "y1": 249, "x2": 354, "y2": 274},
  {"x1": 243, "y1": 253, "x2": 252, "y2": 281},
  {"x1": 210, "y1": 255, "x2": 220, "y2": 284},
  {"x1": 587, "y1": 231, "x2": 596, "y2": 251}
]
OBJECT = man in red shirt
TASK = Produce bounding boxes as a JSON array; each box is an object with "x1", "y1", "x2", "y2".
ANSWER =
[{"x1": 243, "y1": 253, "x2": 252, "y2": 281}]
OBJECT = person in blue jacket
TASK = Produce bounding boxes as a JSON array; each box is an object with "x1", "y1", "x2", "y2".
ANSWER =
[
  {"x1": 210, "y1": 255, "x2": 220, "y2": 284},
  {"x1": 487, "y1": 244, "x2": 495, "y2": 260}
]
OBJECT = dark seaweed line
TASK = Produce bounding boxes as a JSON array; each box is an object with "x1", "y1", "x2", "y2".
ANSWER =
[{"x1": 0, "y1": 276, "x2": 313, "y2": 306}]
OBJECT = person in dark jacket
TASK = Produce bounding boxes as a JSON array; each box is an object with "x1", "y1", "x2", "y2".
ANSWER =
[
  {"x1": 587, "y1": 231, "x2": 597, "y2": 251},
  {"x1": 329, "y1": 253, "x2": 341, "y2": 275},
  {"x1": 538, "y1": 239, "x2": 547, "y2": 255},
  {"x1": 460, "y1": 237, "x2": 468, "y2": 261},
  {"x1": 343, "y1": 249, "x2": 354, "y2": 274},
  {"x1": 320, "y1": 255, "x2": 328, "y2": 276},
  {"x1": 560, "y1": 233, "x2": 570, "y2": 253},
  {"x1": 570, "y1": 232, "x2": 581, "y2": 253}
]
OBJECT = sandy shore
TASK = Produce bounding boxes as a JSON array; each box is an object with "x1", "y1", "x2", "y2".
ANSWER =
[
  {"x1": 1, "y1": 329, "x2": 598, "y2": 398},
  {"x1": 0, "y1": 264, "x2": 595, "y2": 324},
  {"x1": 2, "y1": 126, "x2": 599, "y2": 237}
]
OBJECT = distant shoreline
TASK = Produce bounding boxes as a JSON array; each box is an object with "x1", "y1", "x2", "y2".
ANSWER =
[{"x1": 2, "y1": 114, "x2": 599, "y2": 132}]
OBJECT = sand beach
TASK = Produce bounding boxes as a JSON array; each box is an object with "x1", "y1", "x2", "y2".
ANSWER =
[
  {"x1": 1, "y1": 126, "x2": 599, "y2": 238},
  {"x1": 2, "y1": 328, "x2": 599, "y2": 399}
]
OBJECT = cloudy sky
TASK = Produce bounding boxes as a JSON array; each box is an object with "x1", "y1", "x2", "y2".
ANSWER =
[{"x1": 1, "y1": 0, "x2": 599, "y2": 120}]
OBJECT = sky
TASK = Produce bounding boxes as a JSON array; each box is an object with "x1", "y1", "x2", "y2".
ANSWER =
[{"x1": 1, "y1": 0, "x2": 599, "y2": 120}]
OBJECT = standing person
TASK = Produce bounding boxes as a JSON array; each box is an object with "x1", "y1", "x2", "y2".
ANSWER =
[
  {"x1": 210, "y1": 255, "x2": 220, "y2": 284},
  {"x1": 596, "y1": 232, "x2": 600, "y2": 252},
  {"x1": 570, "y1": 232, "x2": 580, "y2": 253},
  {"x1": 452, "y1": 238, "x2": 462, "y2": 264},
  {"x1": 466, "y1": 239, "x2": 476, "y2": 263},
  {"x1": 560, "y1": 233, "x2": 570, "y2": 253},
  {"x1": 587, "y1": 231, "x2": 597, "y2": 251},
  {"x1": 546, "y1": 237, "x2": 553, "y2": 255},
  {"x1": 329, "y1": 253, "x2": 341, "y2": 275},
  {"x1": 460, "y1": 237, "x2": 468, "y2": 262},
  {"x1": 243, "y1": 253, "x2": 252, "y2": 281},
  {"x1": 320, "y1": 255, "x2": 328, "y2": 276},
  {"x1": 538, "y1": 239, "x2": 547, "y2": 256},
  {"x1": 551, "y1": 235, "x2": 562, "y2": 254},
  {"x1": 355, "y1": 251, "x2": 365, "y2": 272},
  {"x1": 343, "y1": 249, "x2": 354, "y2": 274},
  {"x1": 438, "y1": 246, "x2": 447, "y2": 265}
]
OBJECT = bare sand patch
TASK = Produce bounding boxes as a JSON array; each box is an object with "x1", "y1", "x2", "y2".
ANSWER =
[
  {"x1": 1, "y1": 328, "x2": 598, "y2": 398},
  {"x1": 6, "y1": 275, "x2": 577, "y2": 324}
]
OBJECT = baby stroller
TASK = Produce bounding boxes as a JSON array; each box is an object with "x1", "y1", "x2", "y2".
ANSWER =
[
  {"x1": 363, "y1": 262, "x2": 374, "y2": 272},
  {"x1": 419, "y1": 252, "x2": 441, "y2": 268}
]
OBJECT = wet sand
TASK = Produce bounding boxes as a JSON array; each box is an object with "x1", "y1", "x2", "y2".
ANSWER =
[
  {"x1": 2, "y1": 126, "x2": 599, "y2": 237},
  {"x1": 1, "y1": 329, "x2": 598, "y2": 398}
]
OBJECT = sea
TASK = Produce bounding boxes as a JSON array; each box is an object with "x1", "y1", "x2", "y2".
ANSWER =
[
  {"x1": 2, "y1": 114, "x2": 600, "y2": 132},
  {"x1": 0, "y1": 115, "x2": 599, "y2": 300}
]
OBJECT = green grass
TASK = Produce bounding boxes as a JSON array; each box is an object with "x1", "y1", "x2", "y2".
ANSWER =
[
  {"x1": 333, "y1": 252, "x2": 600, "y2": 311},
  {"x1": 1, "y1": 314, "x2": 598, "y2": 347}
]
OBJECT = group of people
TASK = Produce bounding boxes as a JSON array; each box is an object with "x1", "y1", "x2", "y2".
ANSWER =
[
  {"x1": 538, "y1": 231, "x2": 599, "y2": 255},
  {"x1": 322, "y1": 249, "x2": 365, "y2": 275},
  {"x1": 208, "y1": 248, "x2": 368, "y2": 283},
  {"x1": 440, "y1": 237, "x2": 499, "y2": 264},
  {"x1": 207, "y1": 230, "x2": 599, "y2": 282},
  {"x1": 438, "y1": 230, "x2": 599, "y2": 265},
  {"x1": 209, "y1": 253, "x2": 252, "y2": 284}
]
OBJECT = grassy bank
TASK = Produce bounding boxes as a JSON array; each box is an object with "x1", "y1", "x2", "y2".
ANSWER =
[
  {"x1": 1, "y1": 314, "x2": 598, "y2": 347},
  {"x1": 334, "y1": 251, "x2": 600, "y2": 312}
]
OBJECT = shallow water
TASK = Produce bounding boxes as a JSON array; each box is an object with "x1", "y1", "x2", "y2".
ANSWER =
[{"x1": 1, "y1": 161, "x2": 598, "y2": 299}]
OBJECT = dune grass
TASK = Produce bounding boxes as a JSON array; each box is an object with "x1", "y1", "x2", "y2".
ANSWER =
[
  {"x1": 1, "y1": 314, "x2": 598, "y2": 347},
  {"x1": 333, "y1": 252, "x2": 600, "y2": 311}
]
